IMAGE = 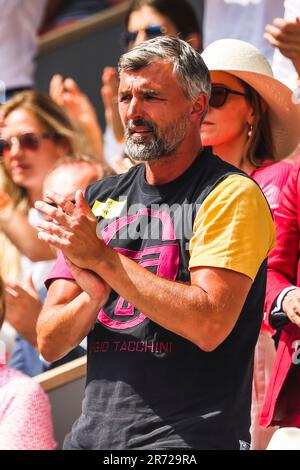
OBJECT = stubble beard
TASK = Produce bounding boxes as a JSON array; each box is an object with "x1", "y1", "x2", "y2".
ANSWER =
[{"x1": 124, "y1": 113, "x2": 190, "y2": 162}]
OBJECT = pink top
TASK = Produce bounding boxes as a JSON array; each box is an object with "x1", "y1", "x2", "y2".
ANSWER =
[
  {"x1": 250, "y1": 160, "x2": 292, "y2": 213},
  {"x1": 250, "y1": 160, "x2": 292, "y2": 332},
  {"x1": 0, "y1": 365, "x2": 56, "y2": 450}
]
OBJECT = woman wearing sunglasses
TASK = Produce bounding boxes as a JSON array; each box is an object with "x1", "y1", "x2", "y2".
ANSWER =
[
  {"x1": 0, "y1": 90, "x2": 86, "y2": 378},
  {"x1": 0, "y1": 90, "x2": 81, "y2": 272},
  {"x1": 201, "y1": 38, "x2": 300, "y2": 450}
]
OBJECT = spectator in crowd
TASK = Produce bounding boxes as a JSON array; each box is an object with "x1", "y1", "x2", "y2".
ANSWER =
[
  {"x1": 36, "y1": 37, "x2": 274, "y2": 450},
  {"x1": 0, "y1": 90, "x2": 81, "y2": 372},
  {"x1": 0, "y1": 90, "x2": 81, "y2": 281},
  {"x1": 0, "y1": 276, "x2": 56, "y2": 450},
  {"x1": 260, "y1": 159, "x2": 300, "y2": 431},
  {"x1": 41, "y1": 0, "x2": 126, "y2": 33},
  {"x1": 201, "y1": 38, "x2": 300, "y2": 449},
  {"x1": 202, "y1": 0, "x2": 284, "y2": 64},
  {"x1": 0, "y1": 0, "x2": 47, "y2": 102},
  {"x1": 265, "y1": 0, "x2": 300, "y2": 91},
  {"x1": 6, "y1": 155, "x2": 103, "y2": 376},
  {"x1": 49, "y1": 75, "x2": 105, "y2": 163},
  {"x1": 265, "y1": 0, "x2": 300, "y2": 160}
]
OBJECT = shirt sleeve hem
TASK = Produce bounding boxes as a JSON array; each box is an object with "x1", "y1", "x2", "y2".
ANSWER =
[{"x1": 188, "y1": 256, "x2": 256, "y2": 280}]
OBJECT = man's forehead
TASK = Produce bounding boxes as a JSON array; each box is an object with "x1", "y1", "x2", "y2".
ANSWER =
[{"x1": 119, "y1": 62, "x2": 175, "y2": 89}]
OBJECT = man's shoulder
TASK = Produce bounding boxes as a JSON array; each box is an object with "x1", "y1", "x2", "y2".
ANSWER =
[
  {"x1": 84, "y1": 164, "x2": 142, "y2": 205},
  {"x1": 195, "y1": 148, "x2": 247, "y2": 204}
]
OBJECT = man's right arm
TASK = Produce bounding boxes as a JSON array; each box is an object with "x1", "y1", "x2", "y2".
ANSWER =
[{"x1": 37, "y1": 279, "x2": 102, "y2": 362}]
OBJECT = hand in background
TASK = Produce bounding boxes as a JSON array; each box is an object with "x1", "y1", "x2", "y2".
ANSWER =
[
  {"x1": 5, "y1": 276, "x2": 42, "y2": 346},
  {"x1": 265, "y1": 17, "x2": 300, "y2": 75},
  {"x1": 282, "y1": 288, "x2": 300, "y2": 328},
  {"x1": 101, "y1": 66, "x2": 124, "y2": 143},
  {"x1": 49, "y1": 74, "x2": 104, "y2": 160}
]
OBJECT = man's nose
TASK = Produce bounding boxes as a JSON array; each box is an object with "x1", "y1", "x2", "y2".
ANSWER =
[{"x1": 126, "y1": 97, "x2": 143, "y2": 120}]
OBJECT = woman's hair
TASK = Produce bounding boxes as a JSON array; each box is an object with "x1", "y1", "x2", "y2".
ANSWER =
[
  {"x1": 125, "y1": 0, "x2": 201, "y2": 48},
  {"x1": 240, "y1": 80, "x2": 275, "y2": 167},
  {"x1": 1, "y1": 90, "x2": 80, "y2": 155},
  {"x1": 0, "y1": 90, "x2": 81, "y2": 207},
  {"x1": 0, "y1": 91, "x2": 81, "y2": 282},
  {"x1": 0, "y1": 277, "x2": 5, "y2": 330}
]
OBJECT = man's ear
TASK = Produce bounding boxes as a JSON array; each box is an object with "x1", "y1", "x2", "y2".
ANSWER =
[{"x1": 191, "y1": 92, "x2": 209, "y2": 122}]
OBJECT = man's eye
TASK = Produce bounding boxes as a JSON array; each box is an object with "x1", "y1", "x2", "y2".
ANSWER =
[{"x1": 119, "y1": 95, "x2": 131, "y2": 102}]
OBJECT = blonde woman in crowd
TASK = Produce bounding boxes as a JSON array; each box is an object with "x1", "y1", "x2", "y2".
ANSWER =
[
  {"x1": 201, "y1": 38, "x2": 300, "y2": 449},
  {"x1": 0, "y1": 90, "x2": 82, "y2": 373},
  {"x1": 0, "y1": 90, "x2": 82, "y2": 277}
]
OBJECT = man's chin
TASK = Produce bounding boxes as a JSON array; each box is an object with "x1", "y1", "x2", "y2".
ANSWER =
[{"x1": 126, "y1": 153, "x2": 161, "y2": 162}]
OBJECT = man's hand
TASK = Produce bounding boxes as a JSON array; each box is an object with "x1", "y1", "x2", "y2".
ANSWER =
[
  {"x1": 35, "y1": 190, "x2": 106, "y2": 270},
  {"x1": 265, "y1": 18, "x2": 300, "y2": 74},
  {"x1": 5, "y1": 276, "x2": 42, "y2": 345},
  {"x1": 282, "y1": 288, "x2": 300, "y2": 327},
  {"x1": 65, "y1": 257, "x2": 110, "y2": 306}
]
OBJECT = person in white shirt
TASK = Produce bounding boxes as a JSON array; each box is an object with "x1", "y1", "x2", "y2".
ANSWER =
[
  {"x1": 0, "y1": 0, "x2": 47, "y2": 102},
  {"x1": 203, "y1": 0, "x2": 284, "y2": 64}
]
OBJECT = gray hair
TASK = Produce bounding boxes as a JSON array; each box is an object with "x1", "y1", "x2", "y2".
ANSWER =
[{"x1": 118, "y1": 36, "x2": 211, "y2": 102}]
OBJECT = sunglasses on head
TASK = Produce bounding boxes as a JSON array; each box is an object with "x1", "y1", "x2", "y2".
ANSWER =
[
  {"x1": 0, "y1": 132, "x2": 54, "y2": 157},
  {"x1": 123, "y1": 24, "x2": 167, "y2": 47},
  {"x1": 209, "y1": 85, "x2": 250, "y2": 109}
]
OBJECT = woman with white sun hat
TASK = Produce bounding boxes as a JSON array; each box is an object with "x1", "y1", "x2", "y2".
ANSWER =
[{"x1": 200, "y1": 38, "x2": 300, "y2": 450}]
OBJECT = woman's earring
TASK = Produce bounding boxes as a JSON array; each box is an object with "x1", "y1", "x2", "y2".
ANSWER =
[{"x1": 248, "y1": 124, "x2": 253, "y2": 138}]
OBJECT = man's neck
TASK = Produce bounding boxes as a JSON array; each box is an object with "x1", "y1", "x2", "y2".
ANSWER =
[{"x1": 144, "y1": 141, "x2": 203, "y2": 185}]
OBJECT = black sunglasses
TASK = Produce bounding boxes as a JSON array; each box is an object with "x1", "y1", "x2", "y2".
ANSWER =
[
  {"x1": 0, "y1": 132, "x2": 54, "y2": 157},
  {"x1": 209, "y1": 85, "x2": 250, "y2": 109},
  {"x1": 123, "y1": 24, "x2": 167, "y2": 47}
]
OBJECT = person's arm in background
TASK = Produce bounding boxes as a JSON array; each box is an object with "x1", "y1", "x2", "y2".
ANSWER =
[
  {"x1": 5, "y1": 276, "x2": 42, "y2": 346},
  {"x1": 101, "y1": 67, "x2": 124, "y2": 144},
  {"x1": 265, "y1": 16, "x2": 300, "y2": 76},
  {"x1": 0, "y1": 191, "x2": 55, "y2": 261},
  {"x1": 265, "y1": 163, "x2": 300, "y2": 328},
  {"x1": 49, "y1": 75, "x2": 105, "y2": 164}
]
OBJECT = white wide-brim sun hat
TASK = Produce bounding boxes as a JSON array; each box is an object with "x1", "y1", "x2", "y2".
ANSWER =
[{"x1": 201, "y1": 38, "x2": 300, "y2": 160}]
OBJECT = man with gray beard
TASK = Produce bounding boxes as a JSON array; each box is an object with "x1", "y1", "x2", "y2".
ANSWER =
[
  {"x1": 124, "y1": 112, "x2": 190, "y2": 161},
  {"x1": 35, "y1": 37, "x2": 274, "y2": 450}
]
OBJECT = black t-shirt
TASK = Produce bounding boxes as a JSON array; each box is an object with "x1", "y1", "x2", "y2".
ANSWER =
[{"x1": 59, "y1": 149, "x2": 267, "y2": 450}]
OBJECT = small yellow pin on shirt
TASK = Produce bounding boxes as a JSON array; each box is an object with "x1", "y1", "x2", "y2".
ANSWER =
[{"x1": 92, "y1": 198, "x2": 127, "y2": 219}]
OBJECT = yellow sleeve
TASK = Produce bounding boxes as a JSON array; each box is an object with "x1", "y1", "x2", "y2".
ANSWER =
[{"x1": 189, "y1": 174, "x2": 275, "y2": 280}]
